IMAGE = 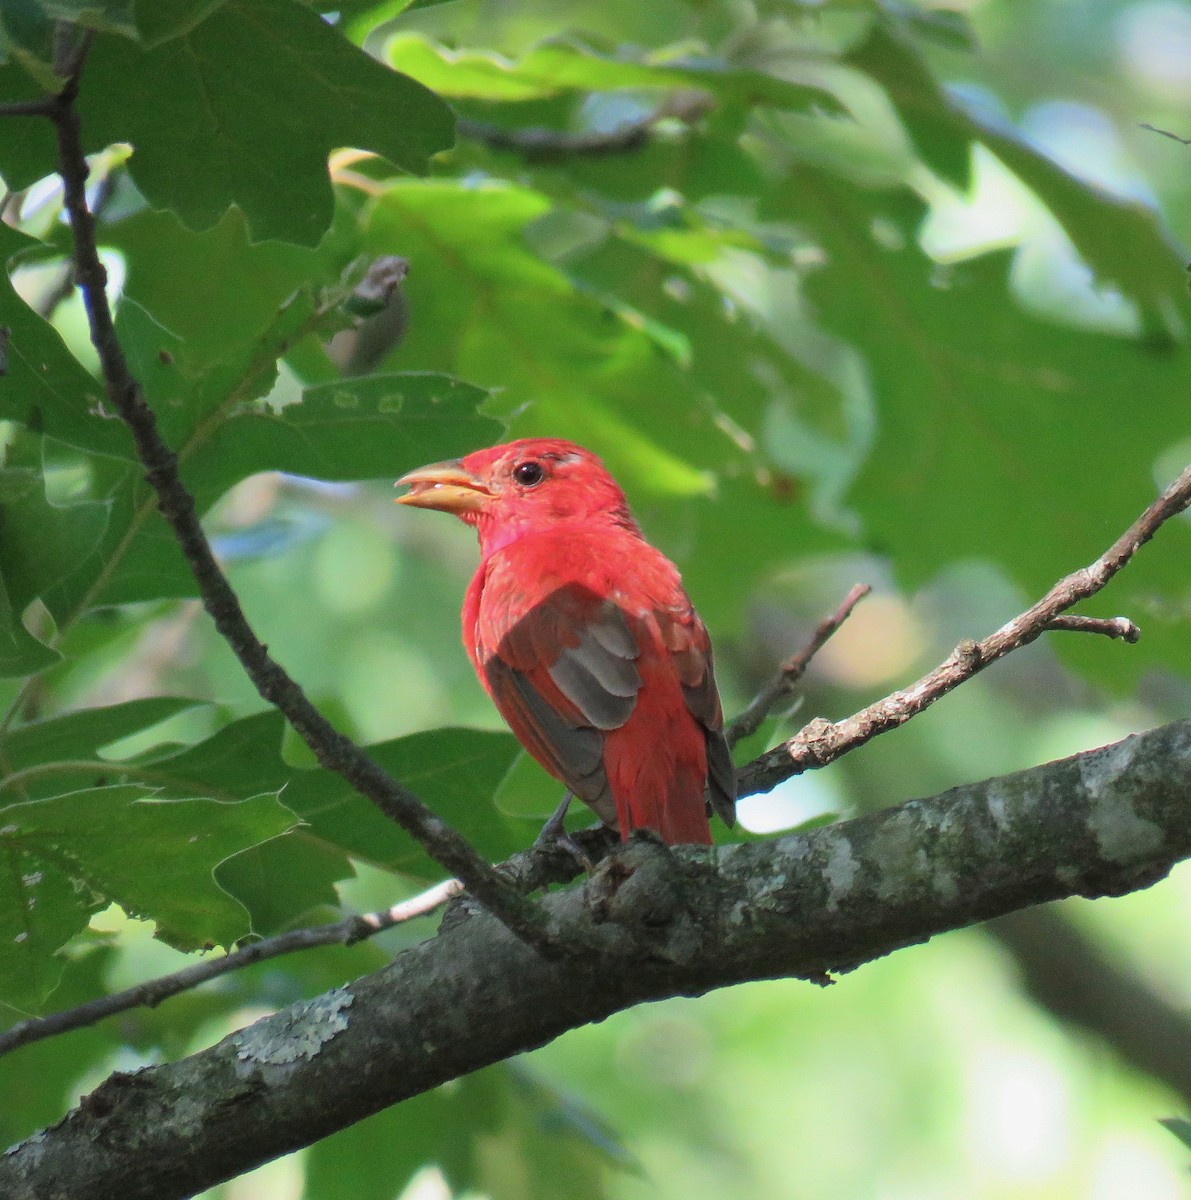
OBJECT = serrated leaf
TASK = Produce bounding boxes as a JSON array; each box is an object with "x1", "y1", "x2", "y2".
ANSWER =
[
  {"x1": 79, "y1": 0, "x2": 455, "y2": 245},
  {"x1": 0, "y1": 223, "x2": 133, "y2": 458},
  {"x1": 0, "y1": 787, "x2": 298, "y2": 1009},
  {"x1": 52, "y1": 291, "x2": 336, "y2": 615}
]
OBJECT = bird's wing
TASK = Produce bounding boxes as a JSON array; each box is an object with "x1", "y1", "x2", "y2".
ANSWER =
[
  {"x1": 657, "y1": 606, "x2": 737, "y2": 828},
  {"x1": 478, "y1": 583, "x2": 642, "y2": 822}
]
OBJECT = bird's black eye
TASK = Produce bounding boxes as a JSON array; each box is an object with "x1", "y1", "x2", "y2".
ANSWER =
[{"x1": 513, "y1": 460, "x2": 545, "y2": 487}]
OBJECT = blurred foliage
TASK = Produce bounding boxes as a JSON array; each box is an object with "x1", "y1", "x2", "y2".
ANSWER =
[{"x1": 2, "y1": 0, "x2": 1191, "y2": 1197}]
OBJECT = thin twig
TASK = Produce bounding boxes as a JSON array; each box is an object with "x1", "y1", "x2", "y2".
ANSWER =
[
  {"x1": 726, "y1": 583, "x2": 871, "y2": 748},
  {"x1": 739, "y1": 465, "x2": 1191, "y2": 797},
  {"x1": 0, "y1": 880, "x2": 463, "y2": 1058},
  {"x1": 10, "y1": 50, "x2": 553, "y2": 951},
  {"x1": 1140, "y1": 122, "x2": 1191, "y2": 146},
  {"x1": 0, "y1": 98, "x2": 57, "y2": 118},
  {"x1": 1044, "y1": 614, "x2": 1140, "y2": 642},
  {"x1": 457, "y1": 117, "x2": 654, "y2": 159}
]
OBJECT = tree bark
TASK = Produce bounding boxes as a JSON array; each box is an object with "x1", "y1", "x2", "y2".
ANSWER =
[{"x1": 4, "y1": 718, "x2": 1190, "y2": 1200}]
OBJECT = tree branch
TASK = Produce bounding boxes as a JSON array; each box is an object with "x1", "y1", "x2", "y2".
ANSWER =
[
  {"x1": 739, "y1": 464, "x2": 1191, "y2": 797},
  {"x1": 6, "y1": 54, "x2": 552, "y2": 949},
  {"x1": 4, "y1": 717, "x2": 1190, "y2": 1199}
]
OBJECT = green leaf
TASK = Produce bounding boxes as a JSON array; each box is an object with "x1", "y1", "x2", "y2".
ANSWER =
[
  {"x1": 102, "y1": 202, "x2": 355, "y2": 371},
  {"x1": 0, "y1": 465, "x2": 110, "y2": 659},
  {"x1": 971, "y1": 113, "x2": 1191, "y2": 337},
  {"x1": 0, "y1": 3, "x2": 59, "y2": 91},
  {"x1": 282, "y1": 728, "x2": 535, "y2": 878},
  {"x1": 0, "y1": 787, "x2": 298, "y2": 1010},
  {"x1": 0, "y1": 943, "x2": 121, "y2": 1146},
  {"x1": 79, "y1": 0, "x2": 455, "y2": 245},
  {"x1": 50, "y1": 291, "x2": 335, "y2": 615},
  {"x1": 0, "y1": 572, "x2": 58, "y2": 676},
  {"x1": 0, "y1": 223, "x2": 133, "y2": 458},
  {"x1": 793, "y1": 175, "x2": 1191, "y2": 687},
  {"x1": 129, "y1": 0, "x2": 230, "y2": 46},
  {"x1": 388, "y1": 33, "x2": 837, "y2": 114},
  {"x1": 443, "y1": 1065, "x2": 624, "y2": 1200},
  {"x1": 303, "y1": 1079, "x2": 456, "y2": 1200},
  {"x1": 1160, "y1": 1117, "x2": 1191, "y2": 1153},
  {"x1": 3, "y1": 707, "x2": 351, "y2": 934},
  {"x1": 0, "y1": 696, "x2": 198, "y2": 786},
  {"x1": 188, "y1": 373, "x2": 505, "y2": 499},
  {"x1": 215, "y1": 833, "x2": 349, "y2": 935},
  {"x1": 847, "y1": 26, "x2": 1190, "y2": 333},
  {"x1": 362, "y1": 179, "x2": 713, "y2": 499},
  {"x1": 846, "y1": 21, "x2": 972, "y2": 189},
  {"x1": 133, "y1": 709, "x2": 292, "y2": 799},
  {"x1": 36, "y1": 2, "x2": 138, "y2": 39}
]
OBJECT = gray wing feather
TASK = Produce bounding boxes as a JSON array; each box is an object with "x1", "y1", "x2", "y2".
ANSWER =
[
  {"x1": 682, "y1": 671, "x2": 737, "y2": 829},
  {"x1": 547, "y1": 605, "x2": 642, "y2": 731},
  {"x1": 501, "y1": 667, "x2": 617, "y2": 825}
]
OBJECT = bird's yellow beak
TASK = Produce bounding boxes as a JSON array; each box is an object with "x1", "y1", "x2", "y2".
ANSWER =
[{"x1": 394, "y1": 460, "x2": 491, "y2": 514}]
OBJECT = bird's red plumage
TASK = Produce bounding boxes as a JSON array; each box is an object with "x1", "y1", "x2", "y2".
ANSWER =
[{"x1": 399, "y1": 438, "x2": 735, "y2": 845}]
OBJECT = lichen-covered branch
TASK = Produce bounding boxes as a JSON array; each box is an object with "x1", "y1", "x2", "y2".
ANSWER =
[{"x1": 5, "y1": 718, "x2": 1189, "y2": 1200}]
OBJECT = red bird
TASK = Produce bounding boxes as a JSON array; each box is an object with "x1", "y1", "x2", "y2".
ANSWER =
[{"x1": 395, "y1": 438, "x2": 736, "y2": 845}]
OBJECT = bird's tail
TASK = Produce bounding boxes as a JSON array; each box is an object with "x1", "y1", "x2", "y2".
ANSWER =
[{"x1": 616, "y1": 759, "x2": 713, "y2": 845}]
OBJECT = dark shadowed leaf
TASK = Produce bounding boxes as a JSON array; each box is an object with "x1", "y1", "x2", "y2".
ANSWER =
[
  {"x1": 0, "y1": 223, "x2": 133, "y2": 458},
  {"x1": 0, "y1": 787, "x2": 297, "y2": 1009},
  {"x1": 79, "y1": 0, "x2": 455, "y2": 244}
]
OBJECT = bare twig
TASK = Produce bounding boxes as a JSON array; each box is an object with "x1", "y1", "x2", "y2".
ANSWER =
[
  {"x1": 0, "y1": 881, "x2": 464, "y2": 1059},
  {"x1": 458, "y1": 117, "x2": 654, "y2": 159},
  {"x1": 2, "y1": 51, "x2": 553, "y2": 951},
  {"x1": 1140, "y1": 122, "x2": 1191, "y2": 146},
  {"x1": 1044, "y1": 614, "x2": 1140, "y2": 642},
  {"x1": 0, "y1": 98, "x2": 57, "y2": 118},
  {"x1": 726, "y1": 583, "x2": 871, "y2": 748},
  {"x1": 739, "y1": 464, "x2": 1191, "y2": 797}
]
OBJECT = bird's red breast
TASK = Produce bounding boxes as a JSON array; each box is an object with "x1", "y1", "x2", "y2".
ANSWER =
[{"x1": 396, "y1": 438, "x2": 735, "y2": 845}]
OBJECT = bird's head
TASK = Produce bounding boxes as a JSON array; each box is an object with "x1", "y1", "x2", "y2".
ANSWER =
[{"x1": 395, "y1": 438, "x2": 638, "y2": 553}]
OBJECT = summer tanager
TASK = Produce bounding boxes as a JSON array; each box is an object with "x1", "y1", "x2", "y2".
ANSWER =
[{"x1": 395, "y1": 438, "x2": 736, "y2": 845}]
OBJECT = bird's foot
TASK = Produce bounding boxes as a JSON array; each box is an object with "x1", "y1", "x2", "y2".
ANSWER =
[{"x1": 533, "y1": 792, "x2": 597, "y2": 871}]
